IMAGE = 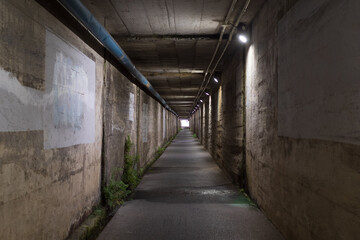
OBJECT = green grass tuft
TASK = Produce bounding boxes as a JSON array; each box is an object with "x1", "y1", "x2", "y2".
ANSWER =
[
  {"x1": 103, "y1": 169, "x2": 130, "y2": 209},
  {"x1": 79, "y1": 132, "x2": 180, "y2": 240}
]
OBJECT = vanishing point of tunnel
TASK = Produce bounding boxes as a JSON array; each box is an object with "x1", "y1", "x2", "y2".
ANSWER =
[{"x1": 0, "y1": 0, "x2": 359, "y2": 239}]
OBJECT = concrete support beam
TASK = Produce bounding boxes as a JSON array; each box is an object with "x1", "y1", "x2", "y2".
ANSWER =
[{"x1": 114, "y1": 34, "x2": 229, "y2": 42}]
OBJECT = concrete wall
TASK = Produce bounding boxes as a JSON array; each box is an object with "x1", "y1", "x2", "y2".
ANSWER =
[
  {"x1": 0, "y1": 1, "x2": 103, "y2": 239},
  {"x1": 191, "y1": 49, "x2": 246, "y2": 185},
  {"x1": 137, "y1": 90, "x2": 177, "y2": 168},
  {"x1": 191, "y1": 0, "x2": 360, "y2": 239},
  {"x1": 103, "y1": 64, "x2": 178, "y2": 183},
  {"x1": 103, "y1": 63, "x2": 137, "y2": 184},
  {"x1": 246, "y1": 0, "x2": 360, "y2": 238},
  {"x1": 0, "y1": 0, "x2": 178, "y2": 239}
]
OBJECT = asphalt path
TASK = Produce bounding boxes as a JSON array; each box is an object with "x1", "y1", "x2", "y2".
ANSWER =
[{"x1": 98, "y1": 129, "x2": 283, "y2": 240}]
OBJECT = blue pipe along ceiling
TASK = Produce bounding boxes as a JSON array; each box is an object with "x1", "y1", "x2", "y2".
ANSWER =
[{"x1": 58, "y1": 0, "x2": 178, "y2": 116}]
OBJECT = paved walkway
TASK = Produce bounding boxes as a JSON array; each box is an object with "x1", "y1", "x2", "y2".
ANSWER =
[{"x1": 98, "y1": 129, "x2": 283, "y2": 240}]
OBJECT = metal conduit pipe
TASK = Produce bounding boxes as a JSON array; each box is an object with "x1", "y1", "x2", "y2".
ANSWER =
[
  {"x1": 58, "y1": 0, "x2": 178, "y2": 117},
  {"x1": 191, "y1": 0, "x2": 237, "y2": 109},
  {"x1": 191, "y1": 0, "x2": 252, "y2": 115}
]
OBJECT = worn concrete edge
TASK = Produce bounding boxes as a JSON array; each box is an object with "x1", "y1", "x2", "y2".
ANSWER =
[
  {"x1": 65, "y1": 130, "x2": 181, "y2": 240},
  {"x1": 66, "y1": 210, "x2": 101, "y2": 240}
]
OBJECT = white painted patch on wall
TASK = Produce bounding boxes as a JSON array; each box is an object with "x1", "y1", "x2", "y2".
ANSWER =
[
  {"x1": 208, "y1": 96, "x2": 211, "y2": 140},
  {"x1": 0, "y1": 30, "x2": 95, "y2": 149},
  {"x1": 44, "y1": 31, "x2": 95, "y2": 149},
  {"x1": 129, "y1": 93, "x2": 134, "y2": 121},
  {"x1": 278, "y1": 0, "x2": 360, "y2": 144},
  {"x1": 0, "y1": 68, "x2": 43, "y2": 131},
  {"x1": 163, "y1": 108, "x2": 166, "y2": 139},
  {"x1": 217, "y1": 86, "x2": 222, "y2": 121},
  {"x1": 142, "y1": 103, "x2": 149, "y2": 143}
]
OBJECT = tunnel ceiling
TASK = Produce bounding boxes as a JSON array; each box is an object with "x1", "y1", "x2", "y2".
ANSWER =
[{"x1": 81, "y1": 0, "x2": 265, "y2": 118}]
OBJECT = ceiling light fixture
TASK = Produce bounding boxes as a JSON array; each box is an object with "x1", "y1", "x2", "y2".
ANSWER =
[
  {"x1": 205, "y1": 92, "x2": 209, "y2": 96},
  {"x1": 214, "y1": 77, "x2": 219, "y2": 83},
  {"x1": 237, "y1": 24, "x2": 250, "y2": 44},
  {"x1": 200, "y1": 99, "x2": 203, "y2": 103}
]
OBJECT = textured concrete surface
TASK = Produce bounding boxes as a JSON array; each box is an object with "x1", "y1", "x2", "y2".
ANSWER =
[
  {"x1": 98, "y1": 129, "x2": 283, "y2": 240},
  {"x1": 0, "y1": 0, "x2": 178, "y2": 239},
  {"x1": 0, "y1": 1, "x2": 104, "y2": 239},
  {"x1": 191, "y1": 0, "x2": 360, "y2": 239},
  {"x1": 245, "y1": 0, "x2": 360, "y2": 239},
  {"x1": 277, "y1": 0, "x2": 360, "y2": 144},
  {"x1": 190, "y1": 47, "x2": 246, "y2": 185},
  {"x1": 103, "y1": 62, "x2": 178, "y2": 184}
]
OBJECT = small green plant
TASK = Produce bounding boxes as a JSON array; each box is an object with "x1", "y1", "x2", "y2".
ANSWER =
[
  {"x1": 103, "y1": 168, "x2": 130, "y2": 209},
  {"x1": 79, "y1": 206, "x2": 107, "y2": 240},
  {"x1": 178, "y1": 128, "x2": 182, "y2": 132},
  {"x1": 156, "y1": 147, "x2": 165, "y2": 156},
  {"x1": 192, "y1": 133, "x2": 197, "y2": 138},
  {"x1": 76, "y1": 131, "x2": 180, "y2": 240},
  {"x1": 122, "y1": 136, "x2": 140, "y2": 191}
]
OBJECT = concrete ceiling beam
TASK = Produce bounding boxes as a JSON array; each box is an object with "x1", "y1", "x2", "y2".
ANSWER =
[
  {"x1": 141, "y1": 72, "x2": 204, "y2": 78},
  {"x1": 114, "y1": 34, "x2": 229, "y2": 42}
]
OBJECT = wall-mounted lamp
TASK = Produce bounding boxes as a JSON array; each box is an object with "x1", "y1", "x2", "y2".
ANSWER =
[{"x1": 237, "y1": 24, "x2": 250, "y2": 44}]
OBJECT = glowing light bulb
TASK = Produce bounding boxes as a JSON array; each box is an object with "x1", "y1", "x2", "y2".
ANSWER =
[{"x1": 238, "y1": 34, "x2": 248, "y2": 43}]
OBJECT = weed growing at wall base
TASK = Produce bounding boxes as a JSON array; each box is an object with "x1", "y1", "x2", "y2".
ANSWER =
[
  {"x1": 157, "y1": 147, "x2": 165, "y2": 156},
  {"x1": 78, "y1": 133, "x2": 179, "y2": 240},
  {"x1": 103, "y1": 136, "x2": 140, "y2": 210},
  {"x1": 79, "y1": 206, "x2": 107, "y2": 240},
  {"x1": 103, "y1": 168, "x2": 130, "y2": 209},
  {"x1": 122, "y1": 136, "x2": 140, "y2": 191}
]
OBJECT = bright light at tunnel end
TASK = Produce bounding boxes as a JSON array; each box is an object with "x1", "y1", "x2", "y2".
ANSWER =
[{"x1": 180, "y1": 119, "x2": 189, "y2": 128}]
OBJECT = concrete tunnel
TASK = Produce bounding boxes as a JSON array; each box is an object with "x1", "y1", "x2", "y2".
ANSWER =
[{"x1": 0, "y1": 0, "x2": 359, "y2": 239}]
